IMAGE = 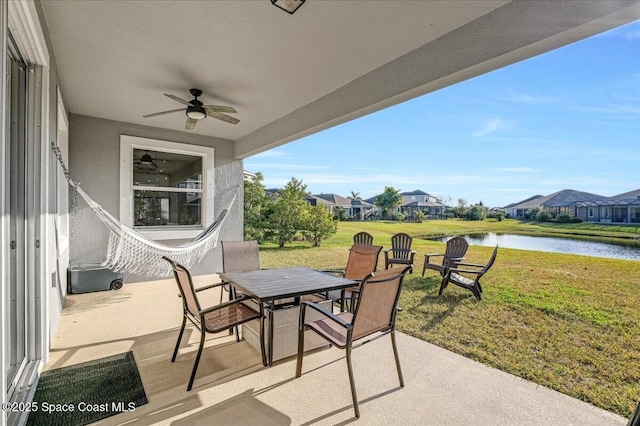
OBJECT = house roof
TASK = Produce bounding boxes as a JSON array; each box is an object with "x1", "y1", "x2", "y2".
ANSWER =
[
  {"x1": 608, "y1": 188, "x2": 640, "y2": 201},
  {"x1": 305, "y1": 195, "x2": 334, "y2": 206},
  {"x1": 510, "y1": 189, "x2": 605, "y2": 209},
  {"x1": 403, "y1": 201, "x2": 445, "y2": 208},
  {"x1": 313, "y1": 193, "x2": 353, "y2": 206},
  {"x1": 350, "y1": 199, "x2": 375, "y2": 207},
  {"x1": 401, "y1": 190, "x2": 430, "y2": 196},
  {"x1": 575, "y1": 188, "x2": 640, "y2": 207},
  {"x1": 39, "y1": 1, "x2": 640, "y2": 159},
  {"x1": 503, "y1": 195, "x2": 543, "y2": 209}
]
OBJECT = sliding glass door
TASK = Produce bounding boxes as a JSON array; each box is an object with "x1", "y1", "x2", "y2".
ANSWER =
[{"x1": 5, "y1": 36, "x2": 28, "y2": 397}]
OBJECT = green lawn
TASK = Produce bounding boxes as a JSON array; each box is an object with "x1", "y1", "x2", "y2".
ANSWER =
[{"x1": 258, "y1": 219, "x2": 640, "y2": 418}]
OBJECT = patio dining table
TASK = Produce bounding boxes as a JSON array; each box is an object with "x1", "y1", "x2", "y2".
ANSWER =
[{"x1": 219, "y1": 266, "x2": 357, "y2": 366}]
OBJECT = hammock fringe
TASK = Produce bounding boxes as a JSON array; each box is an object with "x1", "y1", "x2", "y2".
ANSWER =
[{"x1": 52, "y1": 143, "x2": 237, "y2": 277}]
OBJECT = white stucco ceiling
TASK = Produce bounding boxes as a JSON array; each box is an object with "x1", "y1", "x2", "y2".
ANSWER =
[{"x1": 40, "y1": 1, "x2": 640, "y2": 158}]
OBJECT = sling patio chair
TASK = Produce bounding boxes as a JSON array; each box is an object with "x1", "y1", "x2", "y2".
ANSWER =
[
  {"x1": 295, "y1": 266, "x2": 411, "y2": 418},
  {"x1": 220, "y1": 240, "x2": 261, "y2": 302},
  {"x1": 384, "y1": 232, "x2": 416, "y2": 273},
  {"x1": 323, "y1": 243, "x2": 383, "y2": 312},
  {"x1": 422, "y1": 236, "x2": 469, "y2": 277},
  {"x1": 163, "y1": 256, "x2": 263, "y2": 391},
  {"x1": 353, "y1": 231, "x2": 374, "y2": 245},
  {"x1": 439, "y1": 245, "x2": 498, "y2": 301}
]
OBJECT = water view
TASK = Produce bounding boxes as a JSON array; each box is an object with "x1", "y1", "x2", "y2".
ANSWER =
[{"x1": 431, "y1": 233, "x2": 640, "y2": 261}]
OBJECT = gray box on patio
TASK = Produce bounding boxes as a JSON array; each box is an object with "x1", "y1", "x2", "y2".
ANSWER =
[
  {"x1": 67, "y1": 264, "x2": 123, "y2": 294},
  {"x1": 242, "y1": 297, "x2": 332, "y2": 362}
]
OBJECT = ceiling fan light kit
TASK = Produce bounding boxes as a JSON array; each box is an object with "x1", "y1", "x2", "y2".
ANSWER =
[
  {"x1": 136, "y1": 151, "x2": 157, "y2": 171},
  {"x1": 271, "y1": 0, "x2": 305, "y2": 15},
  {"x1": 186, "y1": 106, "x2": 207, "y2": 120},
  {"x1": 143, "y1": 88, "x2": 239, "y2": 130}
]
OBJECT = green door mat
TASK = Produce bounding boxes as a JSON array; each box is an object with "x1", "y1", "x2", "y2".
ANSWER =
[{"x1": 26, "y1": 351, "x2": 148, "y2": 426}]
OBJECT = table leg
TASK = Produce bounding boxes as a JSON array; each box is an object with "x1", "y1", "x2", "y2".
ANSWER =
[
  {"x1": 268, "y1": 301, "x2": 275, "y2": 366},
  {"x1": 259, "y1": 303, "x2": 267, "y2": 366}
]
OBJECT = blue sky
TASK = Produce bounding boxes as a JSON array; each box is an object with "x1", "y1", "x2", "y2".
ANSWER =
[{"x1": 245, "y1": 21, "x2": 640, "y2": 208}]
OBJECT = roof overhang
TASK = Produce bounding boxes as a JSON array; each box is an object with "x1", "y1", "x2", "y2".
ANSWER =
[{"x1": 39, "y1": 1, "x2": 640, "y2": 159}]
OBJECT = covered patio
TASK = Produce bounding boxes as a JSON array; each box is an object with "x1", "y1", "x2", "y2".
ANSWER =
[
  {"x1": 2, "y1": 1, "x2": 640, "y2": 424},
  {"x1": 47, "y1": 277, "x2": 625, "y2": 425}
]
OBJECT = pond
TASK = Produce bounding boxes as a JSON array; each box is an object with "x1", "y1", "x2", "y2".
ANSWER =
[{"x1": 429, "y1": 233, "x2": 640, "y2": 261}]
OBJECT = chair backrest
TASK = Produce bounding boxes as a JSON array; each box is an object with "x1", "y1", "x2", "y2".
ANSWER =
[
  {"x1": 351, "y1": 266, "x2": 410, "y2": 340},
  {"x1": 482, "y1": 245, "x2": 499, "y2": 273},
  {"x1": 445, "y1": 236, "x2": 469, "y2": 263},
  {"x1": 391, "y1": 232, "x2": 413, "y2": 259},
  {"x1": 163, "y1": 256, "x2": 201, "y2": 317},
  {"x1": 344, "y1": 244, "x2": 383, "y2": 281},
  {"x1": 222, "y1": 240, "x2": 260, "y2": 273},
  {"x1": 353, "y1": 231, "x2": 374, "y2": 245}
]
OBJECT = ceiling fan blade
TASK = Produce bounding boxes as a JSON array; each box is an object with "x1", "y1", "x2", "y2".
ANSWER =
[
  {"x1": 204, "y1": 105, "x2": 237, "y2": 114},
  {"x1": 143, "y1": 108, "x2": 185, "y2": 118},
  {"x1": 164, "y1": 94, "x2": 191, "y2": 105},
  {"x1": 207, "y1": 110, "x2": 240, "y2": 125},
  {"x1": 185, "y1": 117, "x2": 198, "y2": 130}
]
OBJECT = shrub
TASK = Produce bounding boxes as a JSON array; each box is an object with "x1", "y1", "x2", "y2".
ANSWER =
[
  {"x1": 572, "y1": 217, "x2": 584, "y2": 223},
  {"x1": 536, "y1": 210, "x2": 553, "y2": 222},
  {"x1": 301, "y1": 204, "x2": 337, "y2": 247},
  {"x1": 465, "y1": 204, "x2": 488, "y2": 221},
  {"x1": 333, "y1": 206, "x2": 348, "y2": 221},
  {"x1": 555, "y1": 213, "x2": 573, "y2": 223}
]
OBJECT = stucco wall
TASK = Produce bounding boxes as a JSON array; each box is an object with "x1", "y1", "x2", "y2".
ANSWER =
[{"x1": 68, "y1": 114, "x2": 243, "y2": 282}]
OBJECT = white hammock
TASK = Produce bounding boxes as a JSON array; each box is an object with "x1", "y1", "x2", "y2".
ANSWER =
[{"x1": 52, "y1": 144, "x2": 236, "y2": 277}]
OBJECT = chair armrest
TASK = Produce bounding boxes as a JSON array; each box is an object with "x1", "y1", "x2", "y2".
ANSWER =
[
  {"x1": 447, "y1": 267, "x2": 483, "y2": 276},
  {"x1": 301, "y1": 301, "x2": 352, "y2": 329},
  {"x1": 453, "y1": 261, "x2": 484, "y2": 268},
  {"x1": 195, "y1": 282, "x2": 227, "y2": 292},
  {"x1": 199, "y1": 295, "x2": 256, "y2": 315},
  {"x1": 424, "y1": 253, "x2": 445, "y2": 258},
  {"x1": 177, "y1": 281, "x2": 226, "y2": 298}
]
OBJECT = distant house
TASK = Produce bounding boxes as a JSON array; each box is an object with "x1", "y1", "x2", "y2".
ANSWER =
[
  {"x1": 504, "y1": 190, "x2": 601, "y2": 218},
  {"x1": 504, "y1": 188, "x2": 640, "y2": 224},
  {"x1": 399, "y1": 190, "x2": 446, "y2": 220},
  {"x1": 575, "y1": 189, "x2": 640, "y2": 223},
  {"x1": 306, "y1": 193, "x2": 376, "y2": 220},
  {"x1": 365, "y1": 189, "x2": 446, "y2": 220}
]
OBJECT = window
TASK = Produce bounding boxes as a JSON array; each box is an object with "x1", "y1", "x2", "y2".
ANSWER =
[
  {"x1": 588, "y1": 207, "x2": 594, "y2": 217},
  {"x1": 120, "y1": 136, "x2": 215, "y2": 240}
]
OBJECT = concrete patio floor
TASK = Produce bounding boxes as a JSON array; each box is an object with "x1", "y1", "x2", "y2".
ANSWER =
[{"x1": 44, "y1": 276, "x2": 627, "y2": 425}]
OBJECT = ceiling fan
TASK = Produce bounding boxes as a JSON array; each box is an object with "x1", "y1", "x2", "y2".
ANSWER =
[{"x1": 143, "y1": 88, "x2": 239, "y2": 130}]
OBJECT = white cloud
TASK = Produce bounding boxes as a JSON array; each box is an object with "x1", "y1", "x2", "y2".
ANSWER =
[
  {"x1": 624, "y1": 30, "x2": 640, "y2": 40},
  {"x1": 473, "y1": 117, "x2": 514, "y2": 137},
  {"x1": 503, "y1": 92, "x2": 562, "y2": 104}
]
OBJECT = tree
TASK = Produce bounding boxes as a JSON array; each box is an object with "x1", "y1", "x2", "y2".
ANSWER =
[
  {"x1": 301, "y1": 204, "x2": 337, "y2": 247},
  {"x1": 349, "y1": 191, "x2": 361, "y2": 200},
  {"x1": 464, "y1": 203, "x2": 488, "y2": 221},
  {"x1": 375, "y1": 186, "x2": 402, "y2": 219},
  {"x1": 414, "y1": 210, "x2": 425, "y2": 223},
  {"x1": 333, "y1": 206, "x2": 348, "y2": 221},
  {"x1": 455, "y1": 198, "x2": 468, "y2": 218},
  {"x1": 265, "y1": 177, "x2": 309, "y2": 247},
  {"x1": 243, "y1": 172, "x2": 269, "y2": 242}
]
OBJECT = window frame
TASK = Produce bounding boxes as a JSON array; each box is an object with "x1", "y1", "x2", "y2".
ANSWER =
[{"x1": 119, "y1": 135, "x2": 215, "y2": 240}]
